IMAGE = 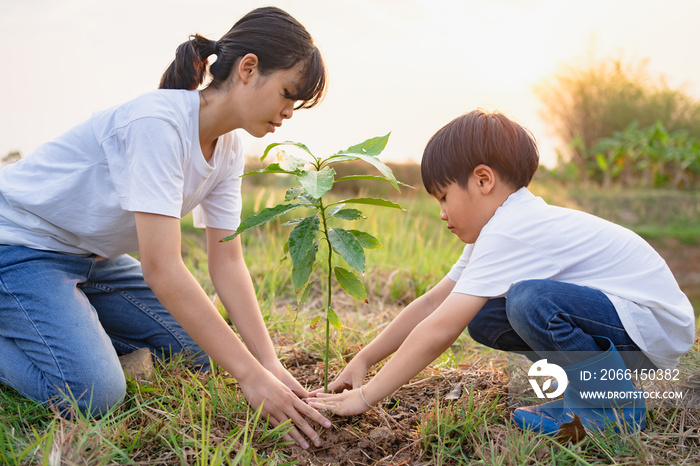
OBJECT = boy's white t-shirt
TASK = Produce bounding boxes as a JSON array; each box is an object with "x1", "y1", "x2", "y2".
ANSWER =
[
  {"x1": 447, "y1": 188, "x2": 695, "y2": 369},
  {"x1": 0, "y1": 89, "x2": 244, "y2": 258}
]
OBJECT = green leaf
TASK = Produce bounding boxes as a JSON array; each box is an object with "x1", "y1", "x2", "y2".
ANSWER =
[
  {"x1": 291, "y1": 241, "x2": 319, "y2": 291},
  {"x1": 222, "y1": 203, "x2": 301, "y2": 241},
  {"x1": 324, "y1": 133, "x2": 400, "y2": 191},
  {"x1": 281, "y1": 218, "x2": 304, "y2": 226},
  {"x1": 335, "y1": 175, "x2": 414, "y2": 189},
  {"x1": 328, "y1": 227, "x2": 365, "y2": 273},
  {"x1": 334, "y1": 267, "x2": 368, "y2": 301},
  {"x1": 243, "y1": 162, "x2": 299, "y2": 177},
  {"x1": 337, "y1": 133, "x2": 391, "y2": 157},
  {"x1": 289, "y1": 216, "x2": 320, "y2": 290},
  {"x1": 349, "y1": 230, "x2": 381, "y2": 249},
  {"x1": 262, "y1": 141, "x2": 315, "y2": 163},
  {"x1": 309, "y1": 315, "x2": 321, "y2": 330},
  {"x1": 331, "y1": 197, "x2": 404, "y2": 210},
  {"x1": 327, "y1": 307, "x2": 342, "y2": 331},
  {"x1": 284, "y1": 186, "x2": 305, "y2": 201},
  {"x1": 296, "y1": 279, "x2": 317, "y2": 308},
  {"x1": 297, "y1": 166, "x2": 335, "y2": 199},
  {"x1": 332, "y1": 209, "x2": 365, "y2": 221},
  {"x1": 275, "y1": 149, "x2": 308, "y2": 172}
]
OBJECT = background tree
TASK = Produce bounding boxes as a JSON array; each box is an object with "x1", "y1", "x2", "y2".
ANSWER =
[{"x1": 537, "y1": 57, "x2": 700, "y2": 187}]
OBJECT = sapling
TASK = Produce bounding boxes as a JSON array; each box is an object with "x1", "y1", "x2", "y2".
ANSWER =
[{"x1": 223, "y1": 133, "x2": 406, "y2": 390}]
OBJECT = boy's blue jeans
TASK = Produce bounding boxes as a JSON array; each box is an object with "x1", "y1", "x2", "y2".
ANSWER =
[
  {"x1": 467, "y1": 280, "x2": 654, "y2": 369},
  {"x1": 0, "y1": 245, "x2": 208, "y2": 415}
]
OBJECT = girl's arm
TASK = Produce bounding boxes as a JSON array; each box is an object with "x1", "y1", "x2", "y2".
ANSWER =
[
  {"x1": 308, "y1": 293, "x2": 488, "y2": 416},
  {"x1": 134, "y1": 212, "x2": 330, "y2": 449},
  {"x1": 205, "y1": 227, "x2": 308, "y2": 397},
  {"x1": 325, "y1": 275, "x2": 456, "y2": 392}
]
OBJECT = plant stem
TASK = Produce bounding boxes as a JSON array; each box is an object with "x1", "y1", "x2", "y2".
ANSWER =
[
  {"x1": 319, "y1": 199, "x2": 333, "y2": 392},
  {"x1": 318, "y1": 200, "x2": 333, "y2": 392}
]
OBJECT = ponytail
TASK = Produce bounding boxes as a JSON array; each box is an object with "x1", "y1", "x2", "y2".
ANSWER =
[
  {"x1": 159, "y1": 34, "x2": 216, "y2": 91},
  {"x1": 158, "y1": 7, "x2": 326, "y2": 108}
]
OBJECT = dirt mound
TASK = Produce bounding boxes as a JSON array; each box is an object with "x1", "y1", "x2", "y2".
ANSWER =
[{"x1": 269, "y1": 356, "x2": 509, "y2": 465}]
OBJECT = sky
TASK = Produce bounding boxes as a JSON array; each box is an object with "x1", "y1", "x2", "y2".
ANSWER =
[{"x1": 2, "y1": 0, "x2": 699, "y2": 168}]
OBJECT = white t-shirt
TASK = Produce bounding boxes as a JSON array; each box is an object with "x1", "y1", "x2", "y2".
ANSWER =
[
  {"x1": 447, "y1": 188, "x2": 695, "y2": 369},
  {"x1": 0, "y1": 89, "x2": 244, "y2": 258}
]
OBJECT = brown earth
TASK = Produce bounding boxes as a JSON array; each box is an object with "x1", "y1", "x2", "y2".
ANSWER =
[{"x1": 272, "y1": 358, "x2": 509, "y2": 465}]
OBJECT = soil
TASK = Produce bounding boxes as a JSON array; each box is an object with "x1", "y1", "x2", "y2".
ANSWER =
[{"x1": 272, "y1": 358, "x2": 509, "y2": 465}]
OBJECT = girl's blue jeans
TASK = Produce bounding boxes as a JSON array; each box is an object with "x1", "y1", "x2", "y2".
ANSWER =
[
  {"x1": 0, "y1": 245, "x2": 208, "y2": 416},
  {"x1": 467, "y1": 279, "x2": 655, "y2": 370}
]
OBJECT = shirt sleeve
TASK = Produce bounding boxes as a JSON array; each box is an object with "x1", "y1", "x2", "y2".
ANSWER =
[
  {"x1": 101, "y1": 117, "x2": 187, "y2": 218},
  {"x1": 192, "y1": 133, "x2": 245, "y2": 230},
  {"x1": 447, "y1": 244, "x2": 475, "y2": 282},
  {"x1": 452, "y1": 233, "x2": 562, "y2": 298}
]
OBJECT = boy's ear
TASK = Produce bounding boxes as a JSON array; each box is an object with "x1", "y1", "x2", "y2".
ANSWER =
[
  {"x1": 472, "y1": 164, "x2": 496, "y2": 194},
  {"x1": 238, "y1": 53, "x2": 259, "y2": 84}
]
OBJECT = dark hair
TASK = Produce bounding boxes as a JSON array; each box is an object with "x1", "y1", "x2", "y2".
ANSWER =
[
  {"x1": 159, "y1": 6, "x2": 326, "y2": 109},
  {"x1": 421, "y1": 109, "x2": 539, "y2": 194}
]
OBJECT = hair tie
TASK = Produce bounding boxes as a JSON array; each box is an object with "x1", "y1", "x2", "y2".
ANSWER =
[{"x1": 212, "y1": 40, "x2": 218, "y2": 54}]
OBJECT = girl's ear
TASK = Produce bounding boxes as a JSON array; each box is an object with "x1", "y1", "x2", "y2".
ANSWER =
[
  {"x1": 472, "y1": 164, "x2": 496, "y2": 194},
  {"x1": 238, "y1": 53, "x2": 259, "y2": 85}
]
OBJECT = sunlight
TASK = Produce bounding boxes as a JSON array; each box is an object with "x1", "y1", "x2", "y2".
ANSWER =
[{"x1": 468, "y1": 14, "x2": 550, "y2": 89}]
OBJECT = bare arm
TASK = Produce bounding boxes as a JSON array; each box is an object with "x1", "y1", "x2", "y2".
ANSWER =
[
  {"x1": 326, "y1": 275, "x2": 456, "y2": 392},
  {"x1": 134, "y1": 213, "x2": 329, "y2": 447},
  {"x1": 206, "y1": 227, "x2": 309, "y2": 397},
  {"x1": 309, "y1": 292, "x2": 488, "y2": 415}
]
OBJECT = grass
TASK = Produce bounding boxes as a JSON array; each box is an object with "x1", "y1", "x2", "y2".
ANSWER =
[{"x1": 1, "y1": 172, "x2": 698, "y2": 464}]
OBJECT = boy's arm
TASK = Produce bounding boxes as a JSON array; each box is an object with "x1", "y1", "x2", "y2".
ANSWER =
[
  {"x1": 308, "y1": 292, "x2": 487, "y2": 416},
  {"x1": 326, "y1": 276, "x2": 456, "y2": 392}
]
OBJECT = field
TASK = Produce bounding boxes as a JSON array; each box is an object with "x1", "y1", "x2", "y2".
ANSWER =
[{"x1": 1, "y1": 168, "x2": 699, "y2": 465}]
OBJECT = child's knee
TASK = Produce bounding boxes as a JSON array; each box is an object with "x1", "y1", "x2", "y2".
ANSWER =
[
  {"x1": 49, "y1": 367, "x2": 127, "y2": 417},
  {"x1": 506, "y1": 280, "x2": 551, "y2": 329}
]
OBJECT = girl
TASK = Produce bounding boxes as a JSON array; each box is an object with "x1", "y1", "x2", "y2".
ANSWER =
[{"x1": 0, "y1": 6, "x2": 330, "y2": 449}]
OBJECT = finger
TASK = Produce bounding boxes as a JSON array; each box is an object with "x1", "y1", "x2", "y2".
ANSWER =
[
  {"x1": 307, "y1": 399, "x2": 336, "y2": 414},
  {"x1": 295, "y1": 398, "x2": 332, "y2": 430},
  {"x1": 327, "y1": 379, "x2": 350, "y2": 393},
  {"x1": 287, "y1": 407, "x2": 322, "y2": 447},
  {"x1": 293, "y1": 386, "x2": 311, "y2": 398}
]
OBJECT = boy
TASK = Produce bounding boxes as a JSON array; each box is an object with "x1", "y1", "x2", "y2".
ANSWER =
[{"x1": 307, "y1": 109, "x2": 695, "y2": 434}]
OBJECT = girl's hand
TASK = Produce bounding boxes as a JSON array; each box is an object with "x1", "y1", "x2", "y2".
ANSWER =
[
  {"x1": 306, "y1": 388, "x2": 372, "y2": 417},
  {"x1": 264, "y1": 359, "x2": 310, "y2": 398},
  {"x1": 239, "y1": 368, "x2": 331, "y2": 449}
]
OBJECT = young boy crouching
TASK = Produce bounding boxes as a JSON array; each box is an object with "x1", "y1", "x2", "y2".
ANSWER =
[{"x1": 307, "y1": 109, "x2": 695, "y2": 434}]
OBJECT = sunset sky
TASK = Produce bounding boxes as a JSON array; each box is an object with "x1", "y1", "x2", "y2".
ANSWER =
[{"x1": 2, "y1": 0, "x2": 699, "y2": 167}]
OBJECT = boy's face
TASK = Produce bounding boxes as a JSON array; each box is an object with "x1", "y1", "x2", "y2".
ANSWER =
[{"x1": 432, "y1": 177, "x2": 494, "y2": 244}]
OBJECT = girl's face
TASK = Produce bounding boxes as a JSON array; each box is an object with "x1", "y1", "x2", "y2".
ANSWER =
[{"x1": 236, "y1": 61, "x2": 306, "y2": 138}]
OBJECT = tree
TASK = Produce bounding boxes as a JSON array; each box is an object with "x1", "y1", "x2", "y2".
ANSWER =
[{"x1": 537, "y1": 57, "x2": 700, "y2": 185}]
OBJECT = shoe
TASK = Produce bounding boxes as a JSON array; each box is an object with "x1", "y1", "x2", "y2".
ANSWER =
[{"x1": 512, "y1": 336, "x2": 646, "y2": 435}]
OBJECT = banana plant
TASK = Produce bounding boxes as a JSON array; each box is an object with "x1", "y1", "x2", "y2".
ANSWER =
[{"x1": 223, "y1": 133, "x2": 406, "y2": 390}]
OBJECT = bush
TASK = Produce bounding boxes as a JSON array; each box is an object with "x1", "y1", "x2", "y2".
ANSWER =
[{"x1": 537, "y1": 57, "x2": 700, "y2": 187}]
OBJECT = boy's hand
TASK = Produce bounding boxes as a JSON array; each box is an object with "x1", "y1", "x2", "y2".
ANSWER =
[
  {"x1": 306, "y1": 388, "x2": 371, "y2": 417},
  {"x1": 325, "y1": 357, "x2": 369, "y2": 393},
  {"x1": 238, "y1": 368, "x2": 331, "y2": 449}
]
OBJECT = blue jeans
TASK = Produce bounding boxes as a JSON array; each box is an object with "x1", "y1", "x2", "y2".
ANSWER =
[
  {"x1": 467, "y1": 280, "x2": 654, "y2": 369},
  {"x1": 0, "y1": 245, "x2": 208, "y2": 416}
]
